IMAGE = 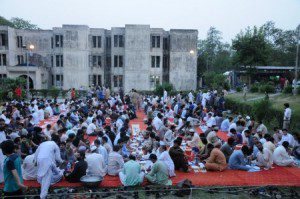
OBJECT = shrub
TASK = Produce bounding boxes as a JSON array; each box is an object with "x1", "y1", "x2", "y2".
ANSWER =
[
  {"x1": 154, "y1": 83, "x2": 174, "y2": 96},
  {"x1": 283, "y1": 86, "x2": 293, "y2": 94},
  {"x1": 236, "y1": 86, "x2": 242, "y2": 92},
  {"x1": 259, "y1": 83, "x2": 275, "y2": 93},
  {"x1": 49, "y1": 87, "x2": 60, "y2": 98},
  {"x1": 39, "y1": 89, "x2": 48, "y2": 98},
  {"x1": 250, "y1": 83, "x2": 259, "y2": 93},
  {"x1": 61, "y1": 90, "x2": 69, "y2": 99},
  {"x1": 30, "y1": 89, "x2": 38, "y2": 98},
  {"x1": 252, "y1": 99, "x2": 272, "y2": 122}
]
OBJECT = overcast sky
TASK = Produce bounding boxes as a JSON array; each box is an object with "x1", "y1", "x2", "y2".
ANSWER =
[{"x1": 1, "y1": 0, "x2": 299, "y2": 42}]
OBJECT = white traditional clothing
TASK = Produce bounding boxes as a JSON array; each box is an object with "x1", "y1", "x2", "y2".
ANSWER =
[
  {"x1": 158, "y1": 151, "x2": 176, "y2": 177},
  {"x1": 34, "y1": 141, "x2": 63, "y2": 199},
  {"x1": 273, "y1": 146, "x2": 294, "y2": 166},
  {"x1": 187, "y1": 133, "x2": 201, "y2": 148},
  {"x1": 279, "y1": 133, "x2": 295, "y2": 147},
  {"x1": 256, "y1": 148, "x2": 273, "y2": 169},
  {"x1": 86, "y1": 153, "x2": 107, "y2": 177},
  {"x1": 22, "y1": 154, "x2": 37, "y2": 180},
  {"x1": 163, "y1": 130, "x2": 175, "y2": 146},
  {"x1": 0, "y1": 130, "x2": 7, "y2": 183}
]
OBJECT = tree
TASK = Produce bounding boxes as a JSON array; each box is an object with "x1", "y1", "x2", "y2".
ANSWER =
[
  {"x1": 10, "y1": 17, "x2": 39, "y2": 30},
  {"x1": 0, "y1": 16, "x2": 14, "y2": 27}
]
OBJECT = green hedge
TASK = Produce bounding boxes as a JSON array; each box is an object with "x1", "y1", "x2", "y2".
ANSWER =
[{"x1": 225, "y1": 97, "x2": 299, "y2": 134}]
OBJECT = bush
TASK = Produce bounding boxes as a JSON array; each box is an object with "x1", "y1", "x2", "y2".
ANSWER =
[
  {"x1": 39, "y1": 89, "x2": 48, "y2": 98},
  {"x1": 259, "y1": 83, "x2": 275, "y2": 93},
  {"x1": 252, "y1": 99, "x2": 272, "y2": 122},
  {"x1": 250, "y1": 83, "x2": 259, "y2": 93},
  {"x1": 30, "y1": 89, "x2": 38, "y2": 98},
  {"x1": 203, "y1": 72, "x2": 229, "y2": 90},
  {"x1": 236, "y1": 86, "x2": 242, "y2": 92},
  {"x1": 49, "y1": 87, "x2": 60, "y2": 98},
  {"x1": 283, "y1": 85, "x2": 293, "y2": 94},
  {"x1": 154, "y1": 83, "x2": 174, "y2": 96}
]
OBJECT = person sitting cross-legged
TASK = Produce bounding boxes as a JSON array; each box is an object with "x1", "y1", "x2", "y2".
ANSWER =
[
  {"x1": 204, "y1": 141, "x2": 227, "y2": 171},
  {"x1": 228, "y1": 145, "x2": 251, "y2": 171},
  {"x1": 145, "y1": 154, "x2": 172, "y2": 186},
  {"x1": 119, "y1": 155, "x2": 144, "y2": 186}
]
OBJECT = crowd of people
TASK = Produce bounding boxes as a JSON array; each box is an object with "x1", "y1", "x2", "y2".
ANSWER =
[{"x1": 0, "y1": 87, "x2": 299, "y2": 199}]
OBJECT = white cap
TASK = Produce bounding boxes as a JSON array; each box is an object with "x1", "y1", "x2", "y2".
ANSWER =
[{"x1": 246, "y1": 116, "x2": 250, "y2": 120}]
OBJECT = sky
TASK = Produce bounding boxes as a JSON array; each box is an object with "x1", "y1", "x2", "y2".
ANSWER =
[{"x1": 1, "y1": 0, "x2": 299, "y2": 42}]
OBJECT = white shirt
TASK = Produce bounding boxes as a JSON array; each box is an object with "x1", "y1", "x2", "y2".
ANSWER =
[
  {"x1": 87, "y1": 123, "x2": 97, "y2": 135},
  {"x1": 0, "y1": 114, "x2": 10, "y2": 124},
  {"x1": 97, "y1": 145, "x2": 108, "y2": 165},
  {"x1": 32, "y1": 112, "x2": 40, "y2": 125},
  {"x1": 22, "y1": 154, "x2": 37, "y2": 180},
  {"x1": 284, "y1": 108, "x2": 291, "y2": 120},
  {"x1": 152, "y1": 117, "x2": 163, "y2": 131},
  {"x1": 34, "y1": 141, "x2": 62, "y2": 178},
  {"x1": 38, "y1": 109, "x2": 44, "y2": 121},
  {"x1": 279, "y1": 133, "x2": 295, "y2": 147},
  {"x1": 206, "y1": 117, "x2": 216, "y2": 127},
  {"x1": 86, "y1": 153, "x2": 107, "y2": 177},
  {"x1": 273, "y1": 145, "x2": 293, "y2": 166},
  {"x1": 158, "y1": 151, "x2": 175, "y2": 177},
  {"x1": 45, "y1": 106, "x2": 53, "y2": 117}
]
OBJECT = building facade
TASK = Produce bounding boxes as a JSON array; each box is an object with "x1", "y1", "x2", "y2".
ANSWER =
[{"x1": 0, "y1": 24, "x2": 197, "y2": 92}]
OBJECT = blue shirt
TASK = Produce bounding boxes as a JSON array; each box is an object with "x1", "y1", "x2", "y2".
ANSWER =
[
  {"x1": 228, "y1": 150, "x2": 247, "y2": 169},
  {"x1": 3, "y1": 153, "x2": 23, "y2": 192},
  {"x1": 220, "y1": 119, "x2": 230, "y2": 132}
]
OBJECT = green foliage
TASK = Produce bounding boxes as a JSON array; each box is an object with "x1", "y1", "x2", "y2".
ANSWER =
[
  {"x1": 283, "y1": 85, "x2": 293, "y2": 94},
  {"x1": 252, "y1": 99, "x2": 272, "y2": 121},
  {"x1": 203, "y1": 72, "x2": 229, "y2": 90},
  {"x1": 259, "y1": 83, "x2": 275, "y2": 93},
  {"x1": 39, "y1": 89, "x2": 48, "y2": 98},
  {"x1": 61, "y1": 90, "x2": 68, "y2": 98},
  {"x1": 10, "y1": 17, "x2": 39, "y2": 30},
  {"x1": 0, "y1": 16, "x2": 14, "y2": 27},
  {"x1": 250, "y1": 83, "x2": 259, "y2": 93},
  {"x1": 49, "y1": 87, "x2": 60, "y2": 98},
  {"x1": 154, "y1": 83, "x2": 174, "y2": 96},
  {"x1": 236, "y1": 86, "x2": 242, "y2": 92}
]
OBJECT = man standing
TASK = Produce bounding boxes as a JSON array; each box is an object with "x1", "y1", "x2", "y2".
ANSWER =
[
  {"x1": 283, "y1": 103, "x2": 291, "y2": 130},
  {"x1": 119, "y1": 155, "x2": 144, "y2": 186},
  {"x1": 1, "y1": 140, "x2": 27, "y2": 198},
  {"x1": 34, "y1": 140, "x2": 64, "y2": 199},
  {"x1": 145, "y1": 154, "x2": 172, "y2": 185}
]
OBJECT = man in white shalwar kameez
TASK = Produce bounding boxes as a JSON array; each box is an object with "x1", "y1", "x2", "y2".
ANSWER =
[
  {"x1": 163, "y1": 90, "x2": 168, "y2": 103},
  {"x1": 273, "y1": 141, "x2": 294, "y2": 167},
  {"x1": 0, "y1": 119, "x2": 7, "y2": 183},
  {"x1": 158, "y1": 145, "x2": 175, "y2": 177},
  {"x1": 255, "y1": 142, "x2": 273, "y2": 169},
  {"x1": 22, "y1": 154, "x2": 37, "y2": 180},
  {"x1": 34, "y1": 140, "x2": 64, "y2": 199}
]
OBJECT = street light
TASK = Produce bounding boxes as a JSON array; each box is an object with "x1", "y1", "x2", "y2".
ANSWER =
[
  {"x1": 23, "y1": 44, "x2": 35, "y2": 99},
  {"x1": 189, "y1": 50, "x2": 195, "y2": 55}
]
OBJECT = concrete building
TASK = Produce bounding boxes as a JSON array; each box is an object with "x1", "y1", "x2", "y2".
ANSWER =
[{"x1": 0, "y1": 24, "x2": 197, "y2": 92}]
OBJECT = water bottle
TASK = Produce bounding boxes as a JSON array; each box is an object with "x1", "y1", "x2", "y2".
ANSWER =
[{"x1": 66, "y1": 162, "x2": 71, "y2": 172}]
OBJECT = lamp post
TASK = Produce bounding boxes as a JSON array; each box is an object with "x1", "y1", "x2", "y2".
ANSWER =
[
  {"x1": 25, "y1": 44, "x2": 34, "y2": 99},
  {"x1": 294, "y1": 25, "x2": 300, "y2": 96}
]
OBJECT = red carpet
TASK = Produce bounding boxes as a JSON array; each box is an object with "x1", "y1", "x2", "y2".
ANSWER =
[{"x1": 1, "y1": 110, "x2": 299, "y2": 188}]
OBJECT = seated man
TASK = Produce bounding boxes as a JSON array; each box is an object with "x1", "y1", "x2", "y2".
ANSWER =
[
  {"x1": 187, "y1": 129, "x2": 201, "y2": 148},
  {"x1": 145, "y1": 154, "x2": 172, "y2": 186},
  {"x1": 119, "y1": 155, "x2": 144, "y2": 186},
  {"x1": 255, "y1": 142, "x2": 273, "y2": 170},
  {"x1": 169, "y1": 139, "x2": 189, "y2": 172},
  {"x1": 22, "y1": 154, "x2": 37, "y2": 180},
  {"x1": 65, "y1": 152, "x2": 87, "y2": 183},
  {"x1": 220, "y1": 137, "x2": 235, "y2": 162},
  {"x1": 273, "y1": 141, "x2": 294, "y2": 166},
  {"x1": 86, "y1": 145, "x2": 107, "y2": 177},
  {"x1": 107, "y1": 145, "x2": 124, "y2": 176},
  {"x1": 228, "y1": 145, "x2": 250, "y2": 171},
  {"x1": 204, "y1": 141, "x2": 227, "y2": 171},
  {"x1": 158, "y1": 145, "x2": 175, "y2": 177}
]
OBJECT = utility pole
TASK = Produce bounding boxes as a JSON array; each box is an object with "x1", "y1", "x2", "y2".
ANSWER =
[{"x1": 294, "y1": 25, "x2": 300, "y2": 95}]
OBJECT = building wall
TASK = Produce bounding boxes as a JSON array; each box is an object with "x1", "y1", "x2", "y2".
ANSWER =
[
  {"x1": 169, "y1": 29, "x2": 198, "y2": 91},
  {"x1": 0, "y1": 25, "x2": 198, "y2": 92}
]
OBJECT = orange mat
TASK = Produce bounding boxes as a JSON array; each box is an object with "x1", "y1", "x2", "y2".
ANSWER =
[{"x1": 1, "y1": 109, "x2": 299, "y2": 188}]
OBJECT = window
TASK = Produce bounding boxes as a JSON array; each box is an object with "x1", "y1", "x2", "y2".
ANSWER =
[
  {"x1": 17, "y1": 55, "x2": 24, "y2": 65},
  {"x1": 51, "y1": 75, "x2": 54, "y2": 86},
  {"x1": 51, "y1": 56, "x2": 54, "y2": 67},
  {"x1": 51, "y1": 37, "x2": 54, "y2": 49},
  {"x1": 55, "y1": 35, "x2": 63, "y2": 47},
  {"x1": 151, "y1": 56, "x2": 160, "y2": 68},
  {"x1": 92, "y1": 36, "x2": 101, "y2": 48},
  {"x1": 56, "y1": 55, "x2": 63, "y2": 67},
  {"x1": 56, "y1": 74, "x2": 63, "y2": 87},
  {"x1": 89, "y1": 75, "x2": 102, "y2": 86},
  {"x1": 16, "y1": 36, "x2": 23, "y2": 48},
  {"x1": 163, "y1": 38, "x2": 169, "y2": 50},
  {"x1": 106, "y1": 37, "x2": 111, "y2": 48},
  {"x1": 92, "y1": 55, "x2": 102, "y2": 67},
  {"x1": 113, "y1": 35, "x2": 124, "y2": 47},
  {"x1": 114, "y1": 55, "x2": 123, "y2": 67},
  {"x1": 0, "y1": 34, "x2": 7, "y2": 46},
  {"x1": 113, "y1": 75, "x2": 123, "y2": 87},
  {"x1": 151, "y1": 36, "x2": 160, "y2": 48},
  {"x1": 0, "y1": 74, "x2": 7, "y2": 79},
  {"x1": 150, "y1": 75, "x2": 160, "y2": 87},
  {"x1": 163, "y1": 55, "x2": 169, "y2": 67},
  {"x1": 106, "y1": 56, "x2": 111, "y2": 67},
  {"x1": 0, "y1": 54, "x2": 7, "y2": 66}
]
